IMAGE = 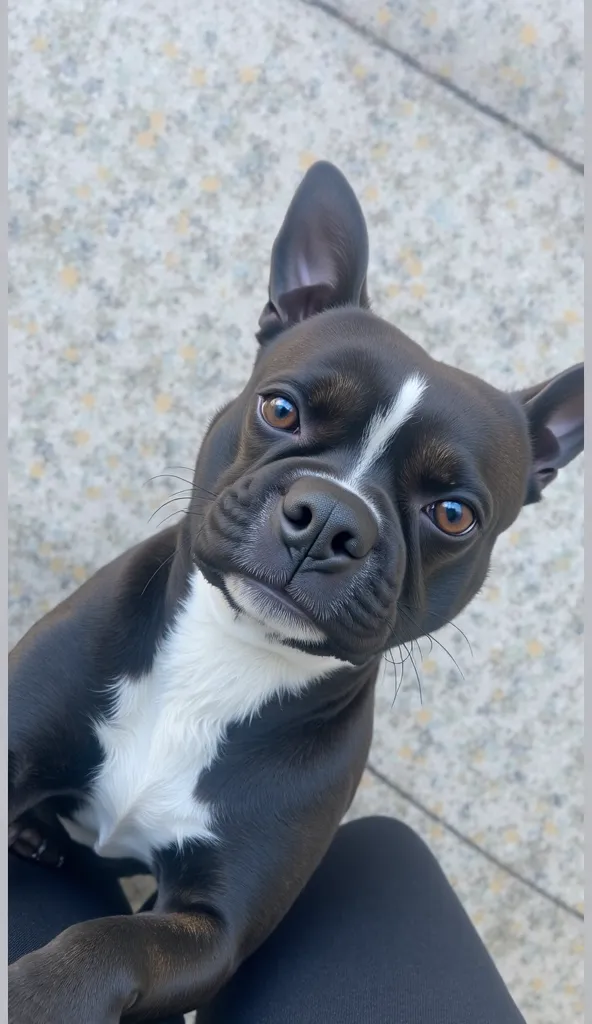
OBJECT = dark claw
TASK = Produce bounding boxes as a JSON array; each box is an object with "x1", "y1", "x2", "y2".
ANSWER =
[{"x1": 9, "y1": 819, "x2": 67, "y2": 868}]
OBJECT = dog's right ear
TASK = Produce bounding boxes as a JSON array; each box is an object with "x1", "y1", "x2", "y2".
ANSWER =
[
  {"x1": 257, "y1": 161, "x2": 369, "y2": 343},
  {"x1": 514, "y1": 362, "x2": 584, "y2": 504}
]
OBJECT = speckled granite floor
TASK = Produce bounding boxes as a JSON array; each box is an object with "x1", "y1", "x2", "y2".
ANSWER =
[{"x1": 8, "y1": 2, "x2": 583, "y2": 1021}]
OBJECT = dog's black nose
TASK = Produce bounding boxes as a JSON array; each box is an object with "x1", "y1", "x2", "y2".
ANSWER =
[{"x1": 278, "y1": 477, "x2": 378, "y2": 568}]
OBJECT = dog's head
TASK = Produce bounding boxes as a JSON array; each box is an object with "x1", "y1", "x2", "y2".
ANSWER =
[{"x1": 190, "y1": 162, "x2": 583, "y2": 665}]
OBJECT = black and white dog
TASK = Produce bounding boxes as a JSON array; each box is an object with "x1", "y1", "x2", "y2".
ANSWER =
[{"x1": 8, "y1": 162, "x2": 584, "y2": 1023}]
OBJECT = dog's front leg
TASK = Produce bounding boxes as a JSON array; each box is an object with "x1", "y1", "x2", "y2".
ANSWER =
[{"x1": 8, "y1": 910, "x2": 234, "y2": 1023}]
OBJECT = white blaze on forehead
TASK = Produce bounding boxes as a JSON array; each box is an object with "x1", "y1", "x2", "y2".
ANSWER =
[{"x1": 348, "y1": 373, "x2": 428, "y2": 487}]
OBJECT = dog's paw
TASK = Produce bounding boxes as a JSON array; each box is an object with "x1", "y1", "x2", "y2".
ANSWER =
[
  {"x1": 8, "y1": 816, "x2": 65, "y2": 868},
  {"x1": 9, "y1": 940, "x2": 122, "y2": 1024}
]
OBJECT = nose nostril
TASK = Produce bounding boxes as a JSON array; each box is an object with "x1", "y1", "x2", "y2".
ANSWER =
[
  {"x1": 279, "y1": 477, "x2": 377, "y2": 564},
  {"x1": 331, "y1": 530, "x2": 357, "y2": 557},
  {"x1": 284, "y1": 501, "x2": 313, "y2": 530}
]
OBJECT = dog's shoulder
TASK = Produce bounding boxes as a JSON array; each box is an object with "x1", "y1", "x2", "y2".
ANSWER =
[{"x1": 9, "y1": 525, "x2": 183, "y2": 729}]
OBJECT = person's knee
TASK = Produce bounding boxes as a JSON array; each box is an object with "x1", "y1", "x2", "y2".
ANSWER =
[{"x1": 340, "y1": 815, "x2": 438, "y2": 867}]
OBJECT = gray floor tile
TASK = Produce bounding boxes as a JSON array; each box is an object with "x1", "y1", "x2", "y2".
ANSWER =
[{"x1": 320, "y1": 0, "x2": 583, "y2": 165}]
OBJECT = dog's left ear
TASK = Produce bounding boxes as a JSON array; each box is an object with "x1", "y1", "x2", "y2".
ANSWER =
[
  {"x1": 257, "y1": 161, "x2": 369, "y2": 343},
  {"x1": 516, "y1": 363, "x2": 584, "y2": 503}
]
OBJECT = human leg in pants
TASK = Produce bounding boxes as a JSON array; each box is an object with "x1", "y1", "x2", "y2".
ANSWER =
[
  {"x1": 204, "y1": 817, "x2": 525, "y2": 1024},
  {"x1": 9, "y1": 817, "x2": 525, "y2": 1024}
]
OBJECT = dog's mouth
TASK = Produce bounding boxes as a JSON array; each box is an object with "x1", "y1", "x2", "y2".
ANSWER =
[
  {"x1": 224, "y1": 573, "x2": 327, "y2": 646},
  {"x1": 192, "y1": 482, "x2": 403, "y2": 663}
]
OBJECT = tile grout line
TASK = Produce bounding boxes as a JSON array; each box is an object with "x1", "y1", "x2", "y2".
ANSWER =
[
  {"x1": 366, "y1": 762, "x2": 584, "y2": 921},
  {"x1": 300, "y1": 0, "x2": 584, "y2": 175}
]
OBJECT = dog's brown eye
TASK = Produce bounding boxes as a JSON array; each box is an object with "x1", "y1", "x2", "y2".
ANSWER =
[
  {"x1": 260, "y1": 396, "x2": 299, "y2": 431},
  {"x1": 425, "y1": 500, "x2": 476, "y2": 536}
]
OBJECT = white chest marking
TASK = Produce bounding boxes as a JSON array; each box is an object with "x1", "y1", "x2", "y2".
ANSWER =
[{"x1": 65, "y1": 572, "x2": 342, "y2": 864}]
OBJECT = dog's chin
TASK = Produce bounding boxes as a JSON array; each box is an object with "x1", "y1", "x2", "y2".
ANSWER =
[
  {"x1": 194, "y1": 560, "x2": 391, "y2": 665},
  {"x1": 224, "y1": 574, "x2": 327, "y2": 647},
  {"x1": 204, "y1": 572, "x2": 380, "y2": 667}
]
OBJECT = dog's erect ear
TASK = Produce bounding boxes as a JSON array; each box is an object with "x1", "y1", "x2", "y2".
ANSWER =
[
  {"x1": 516, "y1": 363, "x2": 584, "y2": 503},
  {"x1": 257, "y1": 161, "x2": 369, "y2": 343}
]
